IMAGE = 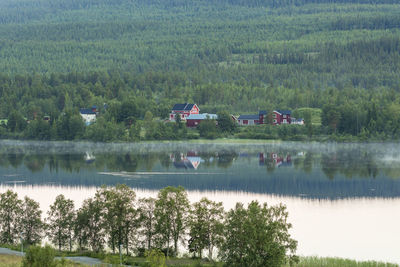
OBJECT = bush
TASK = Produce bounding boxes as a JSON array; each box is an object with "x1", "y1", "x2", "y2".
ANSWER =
[
  {"x1": 22, "y1": 245, "x2": 56, "y2": 267},
  {"x1": 145, "y1": 249, "x2": 166, "y2": 267}
]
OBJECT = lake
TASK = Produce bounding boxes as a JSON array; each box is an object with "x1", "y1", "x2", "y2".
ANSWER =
[{"x1": 0, "y1": 140, "x2": 399, "y2": 263}]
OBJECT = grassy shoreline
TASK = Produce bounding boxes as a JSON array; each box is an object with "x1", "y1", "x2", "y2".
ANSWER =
[{"x1": 0, "y1": 253, "x2": 398, "y2": 267}]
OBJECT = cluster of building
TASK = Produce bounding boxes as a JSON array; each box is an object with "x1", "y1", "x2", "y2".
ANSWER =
[
  {"x1": 169, "y1": 103, "x2": 218, "y2": 127},
  {"x1": 237, "y1": 110, "x2": 304, "y2": 125},
  {"x1": 169, "y1": 103, "x2": 304, "y2": 127},
  {"x1": 77, "y1": 102, "x2": 304, "y2": 128}
]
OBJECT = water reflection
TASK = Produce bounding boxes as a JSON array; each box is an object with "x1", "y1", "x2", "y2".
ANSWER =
[{"x1": 0, "y1": 141, "x2": 400, "y2": 199}]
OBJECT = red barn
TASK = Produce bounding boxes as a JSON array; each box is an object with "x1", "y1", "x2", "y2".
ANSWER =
[
  {"x1": 169, "y1": 103, "x2": 199, "y2": 121},
  {"x1": 272, "y1": 110, "x2": 291, "y2": 125}
]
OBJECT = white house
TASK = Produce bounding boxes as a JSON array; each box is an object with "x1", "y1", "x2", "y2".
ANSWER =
[{"x1": 79, "y1": 108, "x2": 97, "y2": 126}]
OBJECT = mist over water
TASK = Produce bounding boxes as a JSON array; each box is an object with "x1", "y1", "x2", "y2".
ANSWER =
[{"x1": 0, "y1": 140, "x2": 400, "y2": 263}]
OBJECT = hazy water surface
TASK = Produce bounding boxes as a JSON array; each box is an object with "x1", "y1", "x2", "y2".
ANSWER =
[{"x1": 0, "y1": 141, "x2": 399, "y2": 263}]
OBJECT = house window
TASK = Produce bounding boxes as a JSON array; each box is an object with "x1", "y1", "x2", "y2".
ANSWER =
[
  {"x1": 283, "y1": 115, "x2": 287, "y2": 118},
  {"x1": 243, "y1": 120, "x2": 248, "y2": 125},
  {"x1": 283, "y1": 119, "x2": 287, "y2": 123},
  {"x1": 273, "y1": 113, "x2": 277, "y2": 118},
  {"x1": 273, "y1": 119, "x2": 277, "y2": 123}
]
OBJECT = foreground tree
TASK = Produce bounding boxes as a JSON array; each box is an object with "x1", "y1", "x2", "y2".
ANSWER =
[
  {"x1": 219, "y1": 201, "x2": 298, "y2": 267},
  {"x1": 188, "y1": 198, "x2": 224, "y2": 260},
  {"x1": 0, "y1": 190, "x2": 22, "y2": 244},
  {"x1": 139, "y1": 197, "x2": 156, "y2": 250},
  {"x1": 20, "y1": 197, "x2": 44, "y2": 245},
  {"x1": 96, "y1": 184, "x2": 139, "y2": 255},
  {"x1": 46, "y1": 195, "x2": 75, "y2": 251},
  {"x1": 74, "y1": 197, "x2": 106, "y2": 252},
  {"x1": 155, "y1": 186, "x2": 189, "y2": 257}
]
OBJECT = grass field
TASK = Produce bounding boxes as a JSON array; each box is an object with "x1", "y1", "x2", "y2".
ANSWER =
[
  {"x1": 0, "y1": 254, "x2": 398, "y2": 267},
  {"x1": 0, "y1": 254, "x2": 85, "y2": 267},
  {"x1": 0, "y1": 254, "x2": 20, "y2": 267},
  {"x1": 293, "y1": 257, "x2": 399, "y2": 267}
]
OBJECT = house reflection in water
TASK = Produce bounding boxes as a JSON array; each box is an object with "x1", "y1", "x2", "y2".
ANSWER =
[
  {"x1": 259, "y1": 153, "x2": 292, "y2": 167},
  {"x1": 171, "y1": 151, "x2": 203, "y2": 170}
]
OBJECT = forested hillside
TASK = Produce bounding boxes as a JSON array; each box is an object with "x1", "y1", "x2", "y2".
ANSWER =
[{"x1": 0, "y1": 0, "x2": 400, "y2": 140}]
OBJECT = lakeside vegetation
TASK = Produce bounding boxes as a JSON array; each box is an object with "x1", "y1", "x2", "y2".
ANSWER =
[
  {"x1": 1, "y1": 251, "x2": 398, "y2": 267},
  {"x1": 0, "y1": 0, "x2": 399, "y2": 141},
  {"x1": 0, "y1": 185, "x2": 297, "y2": 267}
]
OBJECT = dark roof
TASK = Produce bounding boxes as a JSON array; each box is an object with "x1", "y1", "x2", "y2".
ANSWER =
[
  {"x1": 275, "y1": 110, "x2": 291, "y2": 115},
  {"x1": 259, "y1": 110, "x2": 267, "y2": 115},
  {"x1": 238, "y1": 114, "x2": 259, "y2": 120},
  {"x1": 172, "y1": 103, "x2": 196, "y2": 111},
  {"x1": 79, "y1": 108, "x2": 96, "y2": 115}
]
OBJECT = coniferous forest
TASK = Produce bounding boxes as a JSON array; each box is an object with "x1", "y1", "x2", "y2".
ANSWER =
[{"x1": 0, "y1": 0, "x2": 400, "y2": 140}]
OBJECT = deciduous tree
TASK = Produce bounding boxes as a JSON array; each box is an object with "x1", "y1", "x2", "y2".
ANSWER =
[
  {"x1": 46, "y1": 194, "x2": 75, "y2": 251},
  {"x1": 188, "y1": 198, "x2": 224, "y2": 260},
  {"x1": 20, "y1": 197, "x2": 44, "y2": 245},
  {"x1": 219, "y1": 201, "x2": 298, "y2": 267},
  {"x1": 155, "y1": 186, "x2": 189, "y2": 257},
  {"x1": 0, "y1": 190, "x2": 22, "y2": 244}
]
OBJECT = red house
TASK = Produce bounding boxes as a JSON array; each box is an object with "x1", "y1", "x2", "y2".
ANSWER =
[
  {"x1": 272, "y1": 110, "x2": 291, "y2": 125},
  {"x1": 169, "y1": 103, "x2": 199, "y2": 121},
  {"x1": 237, "y1": 111, "x2": 267, "y2": 125}
]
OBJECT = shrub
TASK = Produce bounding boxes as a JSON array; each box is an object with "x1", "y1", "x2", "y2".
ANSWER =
[
  {"x1": 145, "y1": 249, "x2": 166, "y2": 267},
  {"x1": 22, "y1": 245, "x2": 56, "y2": 267}
]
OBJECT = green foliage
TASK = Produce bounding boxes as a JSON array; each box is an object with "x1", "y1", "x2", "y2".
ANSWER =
[
  {"x1": 84, "y1": 116, "x2": 126, "y2": 142},
  {"x1": 74, "y1": 197, "x2": 106, "y2": 252},
  {"x1": 198, "y1": 119, "x2": 219, "y2": 139},
  {"x1": 145, "y1": 249, "x2": 166, "y2": 267},
  {"x1": 95, "y1": 184, "x2": 139, "y2": 255},
  {"x1": 55, "y1": 110, "x2": 85, "y2": 140},
  {"x1": 219, "y1": 201, "x2": 298, "y2": 267},
  {"x1": 291, "y1": 256, "x2": 398, "y2": 267},
  {"x1": 24, "y1": 119, "x2": 52, "y2": 140},
  {"x1": 46, "y1": 195, "x2": 75, "y2": 251},
  {"x1": 22, "y1": 245, "x2": 57, "y2": 267},
  {"x1": 188, "y1": 198, "x2": 224, "y2": 260},
  {"x1": 0, "y1": 0, "x2": 398, "y2": 141},
  {"x1": 217, "y1": 111, "x2": 236, "y2": 135},
  {"x1": 139, "y1": 198, "x2": 157, "y2": 250},
  {"x1": 7, "y1": 111, "x2": 27, "y2": 133},
  {"x1": 0, "y1": 190, "x2": 22, "y2": 245},
  {"x1": 155, "y1": 186, "x2": 189, "y2": 257},
  {"x1": 20, "y1": 197, "x2": 44, "y2": 246}
]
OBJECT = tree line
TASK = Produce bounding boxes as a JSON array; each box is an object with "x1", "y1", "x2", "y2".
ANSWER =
[{"x1": 0, "y1": 185, "x2": 298, "y2": 267}]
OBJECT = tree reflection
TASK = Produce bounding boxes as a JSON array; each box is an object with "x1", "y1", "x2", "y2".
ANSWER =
[{"x1": 0, "y1": 147, "x2": 397, "y2": 183}]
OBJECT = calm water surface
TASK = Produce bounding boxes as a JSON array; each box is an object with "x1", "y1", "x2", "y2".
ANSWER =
[{"x1": 0, "y1": 140, "x2": 399, "y2": 263}]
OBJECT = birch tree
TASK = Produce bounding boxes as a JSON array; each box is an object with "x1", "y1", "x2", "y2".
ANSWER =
[{"x1": 46, "y1": 194, "x2": 75, "y2": 251}]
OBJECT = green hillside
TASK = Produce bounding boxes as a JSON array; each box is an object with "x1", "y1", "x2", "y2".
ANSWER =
[
  {"x1": 0, "y1": 0, "x2": 399, "y2": 89},
  {"x1": 0, "y1": 0, "x2": 400, "y2": 140}
]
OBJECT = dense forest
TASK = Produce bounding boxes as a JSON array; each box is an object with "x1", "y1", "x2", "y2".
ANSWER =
[{"x1": 0, "y1": 0, "x2": 400, "y2": 140}]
